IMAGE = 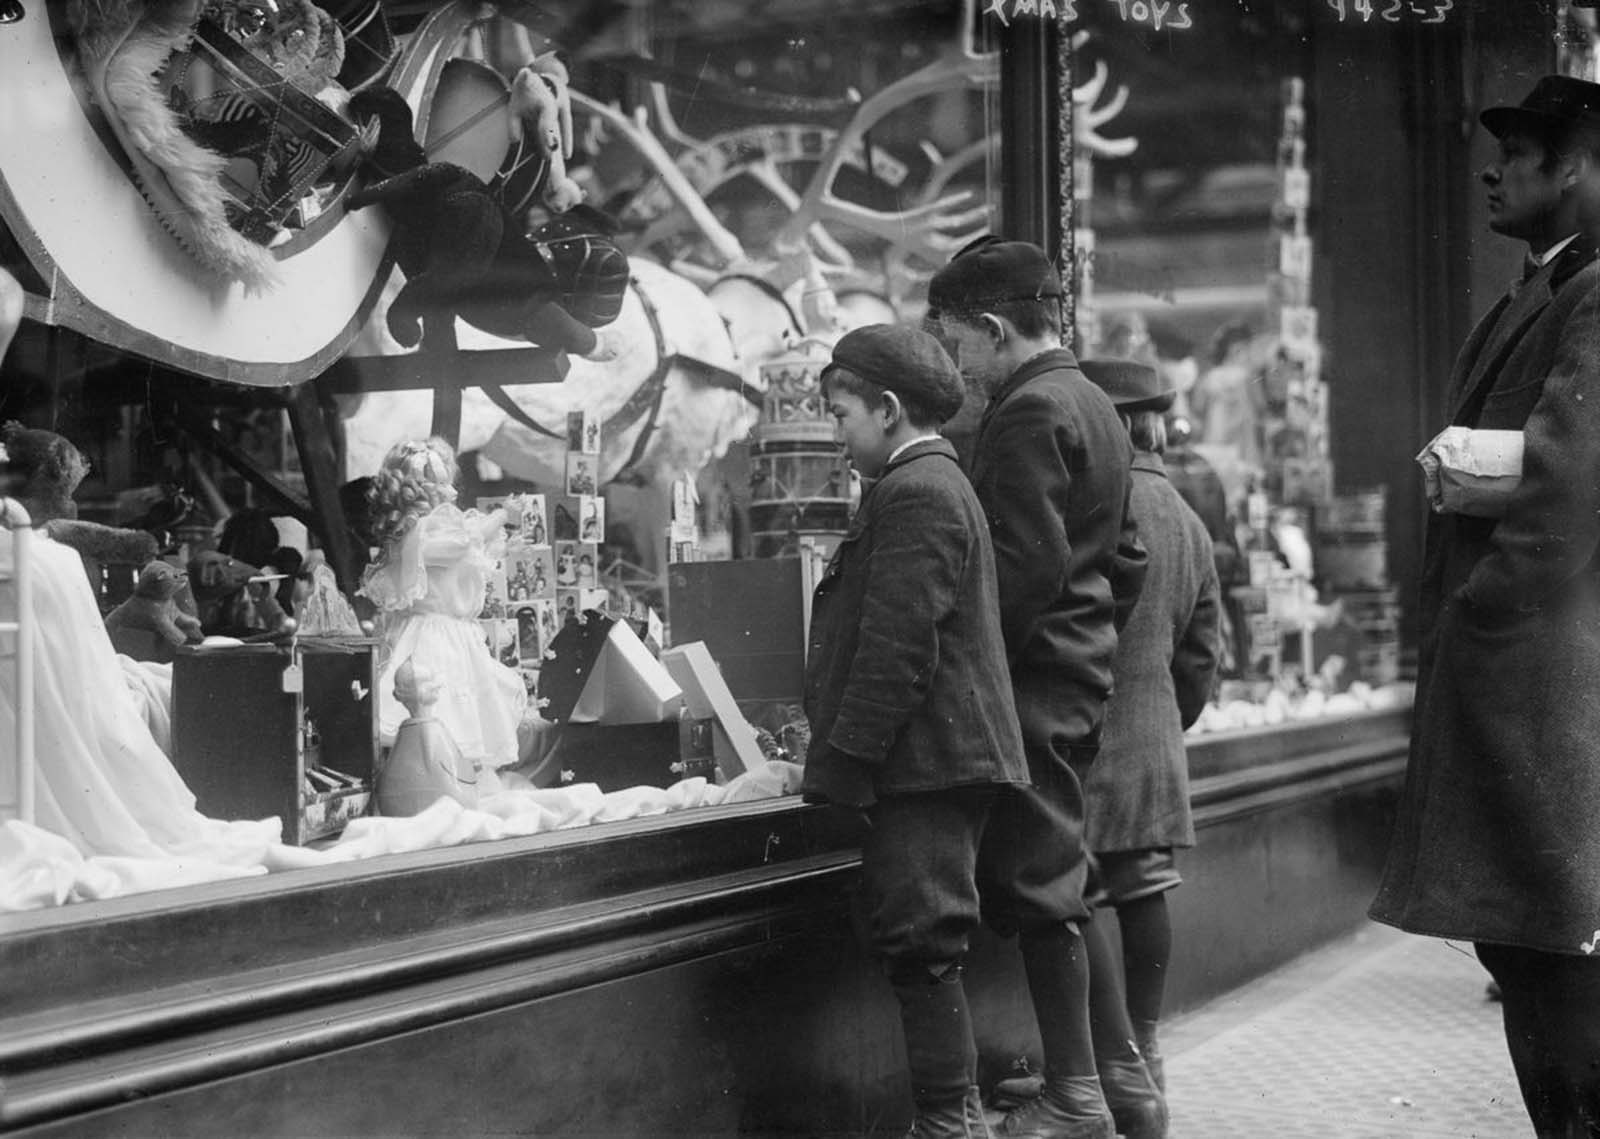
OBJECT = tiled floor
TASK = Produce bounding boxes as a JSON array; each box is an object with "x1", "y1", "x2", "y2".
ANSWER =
[{"x1": 1161, "y1": 923, "x2": 1531, "y2": 1138}]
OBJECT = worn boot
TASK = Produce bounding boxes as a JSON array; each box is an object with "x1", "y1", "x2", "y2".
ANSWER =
[
  {"x1": 1132, "y1": 1025, "x2": 1165, "y2": 1094},
  {"x1": 904, "y1": 1086, "x2": 994, "y2": 1139},
  {"x1": 1098, "y1": 1056, "x2": 1168, "y2": 1139},
  {"x1": 997, "y1": 1075, "x2": 1115, "y2": 1139}
]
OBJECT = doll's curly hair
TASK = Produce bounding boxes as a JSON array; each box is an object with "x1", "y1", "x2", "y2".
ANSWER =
[{"x1": 366, "y1": 437, "x2": 460, "y2": 552}]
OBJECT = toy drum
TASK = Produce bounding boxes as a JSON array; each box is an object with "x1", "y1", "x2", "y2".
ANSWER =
[{"x1": 748, "y1": 440, "x2": 851, "y2": 559}]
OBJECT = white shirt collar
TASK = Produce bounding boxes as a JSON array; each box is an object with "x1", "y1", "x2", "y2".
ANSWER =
[
  {"x1": 1540, "y1": 234, "x2": 1579, "y2": 266},
  {"x1": 887, "y1": 434, "x2": 943, "y2": 465}
]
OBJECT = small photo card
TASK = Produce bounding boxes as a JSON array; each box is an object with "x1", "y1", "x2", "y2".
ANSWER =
[
  {"x1": 556, "y1": 588, "x2": 583, "y2": 627},
  {"x1": 520, "y1": 494, "x2": 548, "y2": 546},
  {"x1": 536, "y1": 597, "x2": 560, "y2": 647},
  {"x1": 489, "y1": 618, "x2": 521, "y2": 669},
  {"x1": 573, "y1": 543, "x2": 599, "y2": 590},
  {"x1": 479, "y1": 560, "x2": 508, "y2": 619},
  {"x1": 565, "y1": 452, "x2": 598, "y2": 497},
  {"x1": 578, "y1": 496, "x2": 605, "y2": 543},
  {"x1": 551, "y1": 496, "x2": 580, "y2": 541},
  {"x1": 566, "y1": 410, "x2": 596, "y2": 452},
  {"x1": 506, "y1": 543, "x2": 554, "y2": 602},
  {"x1": 554, "y1": 541, "x2": 581, "y2": 587},
  {"x1": 513, "y1": 606, "x2": 543, "y2": 663}
]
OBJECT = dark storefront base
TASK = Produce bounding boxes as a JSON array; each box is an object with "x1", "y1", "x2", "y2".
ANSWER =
[{"x1": 0, "y1": 708, "x2": 1406, "y2": 1138}]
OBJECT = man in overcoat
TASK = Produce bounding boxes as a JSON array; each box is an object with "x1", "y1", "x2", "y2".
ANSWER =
[
  {"x1": 929, "y1": 239, "x2": 1148, "y2": 1139},
  {"x1": 1369, "y1": 75, "x2": 1600, "y2": 1136}
]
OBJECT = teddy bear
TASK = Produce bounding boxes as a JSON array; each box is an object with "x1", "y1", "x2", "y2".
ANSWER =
[
  {"x1": 344, "y1": 74, "x2": 627, "y2": 359},
  {"x1": 105, "y1": 560, "x2": 206, "y2": 660},
  {"x1": 0, "y1": 421, "x2": 160, "y2": 597},
  {"x1": 508, "y1": 52, "x2": 583, "y2": 214}
]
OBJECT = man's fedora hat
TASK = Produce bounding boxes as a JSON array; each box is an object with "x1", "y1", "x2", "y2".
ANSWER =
[
  {"x1": 1481, "y1": 75, "x2": 1600, "y2": 140},
  {"x1": 1080, "y1": 357, "x2": 1175, "y2": 414}
]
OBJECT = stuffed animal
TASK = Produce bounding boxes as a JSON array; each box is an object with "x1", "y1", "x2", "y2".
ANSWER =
[
  {"x1": 509, "y1": 52, "x2": 582, "y2": 214},
  {"x1": 0, "y1": 421, "x2": 160, "y2": 588},
  {"x1": 105, "y1": 560, "x2": 205, "y2": 653},
  {"x1": 187, "y1": 548, "x2": 295, "y2": 637},
  {"x1": 345, "y1": 85, "x2": 627, "y2": 358}
]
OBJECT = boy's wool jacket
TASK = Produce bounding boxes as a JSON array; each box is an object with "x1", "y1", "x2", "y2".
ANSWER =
[
  {"x1": 1370, "y1": 237, "x2": 1600, "y2": 954},
  {"x1": 966, "y1": 348, "x2": 1148, "y2": 753},
  {"x1": 802, "y1": 438, "x2": 1030, "y2": 807},
  {"x1": 1084, "y1": 453, "x2": 1220, "y2": 852}
]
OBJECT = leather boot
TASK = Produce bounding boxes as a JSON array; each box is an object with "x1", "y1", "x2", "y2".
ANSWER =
[
  {"x1": 996, "y1": 1075, "x2": 1114, "y2": 1139},
  {"x1": 1098, "y1": 1057, "x2": 1167, "y2": 1139},
  {"x1": 903, "y1": 1086, "x2": 994, "y2": 1139},
  {"x1": 1132, "y1": 1026, "x2": 1165, "y2": 1093}
]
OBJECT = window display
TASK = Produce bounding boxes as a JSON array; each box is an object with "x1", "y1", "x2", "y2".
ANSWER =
[{"x1": 0, "y1": 0, "x2": 1434, "y2": 918}]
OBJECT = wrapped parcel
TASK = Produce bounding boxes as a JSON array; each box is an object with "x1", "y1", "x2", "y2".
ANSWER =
[{"x1": 1416, "y1": 427, "x2": 1523, "y2": 518}]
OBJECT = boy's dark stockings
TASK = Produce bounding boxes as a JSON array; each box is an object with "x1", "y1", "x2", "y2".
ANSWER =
[
  {"x1": 1116, "y1": 892, "x2": 1172, "y2": 1030},
  {"x1": 891, "y1": 963, "x2": 979, "y2": 1110},
  {"x1": 1019, "y1": 923, "x2": 1097, "y2": 1078}
]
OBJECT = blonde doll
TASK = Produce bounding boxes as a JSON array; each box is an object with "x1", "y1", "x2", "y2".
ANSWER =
[{"x1": 359, "y1": 438, "x2": 526, "y2": 784}]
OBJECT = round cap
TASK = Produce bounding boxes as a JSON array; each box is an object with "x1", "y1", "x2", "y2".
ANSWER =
[
  {"x1": 928, "y1": 235, "x2": 1064, "y2": 314},
  {"x1": 823, "y1": 323, "x2": 966, "y2": 424}
]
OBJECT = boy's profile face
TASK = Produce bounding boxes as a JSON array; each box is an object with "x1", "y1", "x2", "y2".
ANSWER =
[{"x1": 826, "y1": 386, "x2": 893, "y2": 479}]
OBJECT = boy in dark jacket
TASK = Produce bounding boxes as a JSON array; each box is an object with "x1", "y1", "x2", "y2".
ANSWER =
[{"x1": 804, "y1": 323, "x2": 1030, "y2": 1139}]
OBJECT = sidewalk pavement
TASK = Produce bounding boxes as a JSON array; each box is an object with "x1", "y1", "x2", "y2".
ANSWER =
[{"x1": 1162, "y1": 922, "x2": 1531, "y2": 1138}]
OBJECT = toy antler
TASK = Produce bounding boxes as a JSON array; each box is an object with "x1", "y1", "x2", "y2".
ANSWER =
[
  {"x1": 1073, "y1": 50, "x2": 1137, "y2": 159},
  {"x1": 569, "y1": 90, "x2": 747, "y2": 265},
  {"x1": 771, "y1": 11, "x2": 997, "y2": 265}
]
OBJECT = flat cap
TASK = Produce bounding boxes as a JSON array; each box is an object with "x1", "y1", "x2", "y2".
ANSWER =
[
  {"x1": 927, "y1": 235, "x2": 1064, "y2": 313},
  {"x1": 1080, "y1": 357, "x2": 1175, "y2": 413},
  {"x1": 823, "y1": 323, "x2": 966, "y2": 424}
]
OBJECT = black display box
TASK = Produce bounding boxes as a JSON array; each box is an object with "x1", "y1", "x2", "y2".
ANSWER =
[{"x1": 171, "y1": 639, "x2": 378, "y2": 844}]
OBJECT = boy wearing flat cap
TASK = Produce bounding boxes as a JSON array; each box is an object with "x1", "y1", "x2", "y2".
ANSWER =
[
  {"x1": 803, "y1": 322, "x2": 1030, "y2": 1138},
  {"x1": 1370, "y1": 74, "x2": 1600, "y2": 1137},
  {"x1": 927, "y1": 237, "x2": 1150, "y2": 1139}
]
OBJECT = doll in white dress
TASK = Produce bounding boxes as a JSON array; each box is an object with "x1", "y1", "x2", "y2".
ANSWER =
[{"x1": 359, "y1": 439, "x2": 527, "y2": 782}]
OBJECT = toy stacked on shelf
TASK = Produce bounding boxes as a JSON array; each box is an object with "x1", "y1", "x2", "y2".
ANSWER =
[
  {"x1": 667, "y1": 472, "x2": 701, "y2": 565},
  {"x1": 1227, "y1": 77, "x2": 1354, "y2": 687},
  {"x1": 478, "y1": 408, "x2": 610, "y2": 699},
  {"x1": 1316, "y1": 487, "x2": 1401, "y2": 686},
  {"x1": 1265, "y1": 76, "x2": 1335, "y2": 511}
]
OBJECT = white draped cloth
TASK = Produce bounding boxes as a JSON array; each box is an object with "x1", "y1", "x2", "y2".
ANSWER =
[
  {"x1": 0, "y1": 531, "x2": 803, "y2": 912},
  {"x1": 0, "y1": 532, "x2": 281, "y2": 898}
]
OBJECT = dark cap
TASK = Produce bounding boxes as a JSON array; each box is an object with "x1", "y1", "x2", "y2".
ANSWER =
[
  {"x1": 822, "y1": 323, "x2": 966, "y2": 424},
  {"x1": 1080, "y1": 357, "x2": 1175, "y2": 413},
  {"x1": 1481, "y1": 75, "x2": 1600, "y2": 140},
  {"x1": 927, "y1": 235, "x2": 1064, "y2": 314}
]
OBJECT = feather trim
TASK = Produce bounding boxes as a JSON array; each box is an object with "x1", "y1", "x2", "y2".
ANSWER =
[{"x1": 73, "y1": 0, "x2": 279, "y2": 293}]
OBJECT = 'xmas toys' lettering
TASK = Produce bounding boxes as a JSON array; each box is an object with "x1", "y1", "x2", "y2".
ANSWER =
[{"x1": 984, "y1": 0, "x2": 1194, "y2": 31}]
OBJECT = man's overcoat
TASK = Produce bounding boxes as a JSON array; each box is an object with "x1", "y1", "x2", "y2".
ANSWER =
[
  {"x1": 1370, "y1": 238, "x2": 1600, "y2": 953},
  {"x1": 802, "y1": 439, "x2": 1029, "y2": 807}
]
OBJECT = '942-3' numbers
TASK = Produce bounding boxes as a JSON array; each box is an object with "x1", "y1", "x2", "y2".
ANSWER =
[{"x1": 1328, "y1": 0, "x2": 1452, "y2": 23}]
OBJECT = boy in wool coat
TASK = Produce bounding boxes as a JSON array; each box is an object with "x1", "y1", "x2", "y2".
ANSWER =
[{"x1": 803, "y1": 323, "x2": 1030, "y2": 1138}]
